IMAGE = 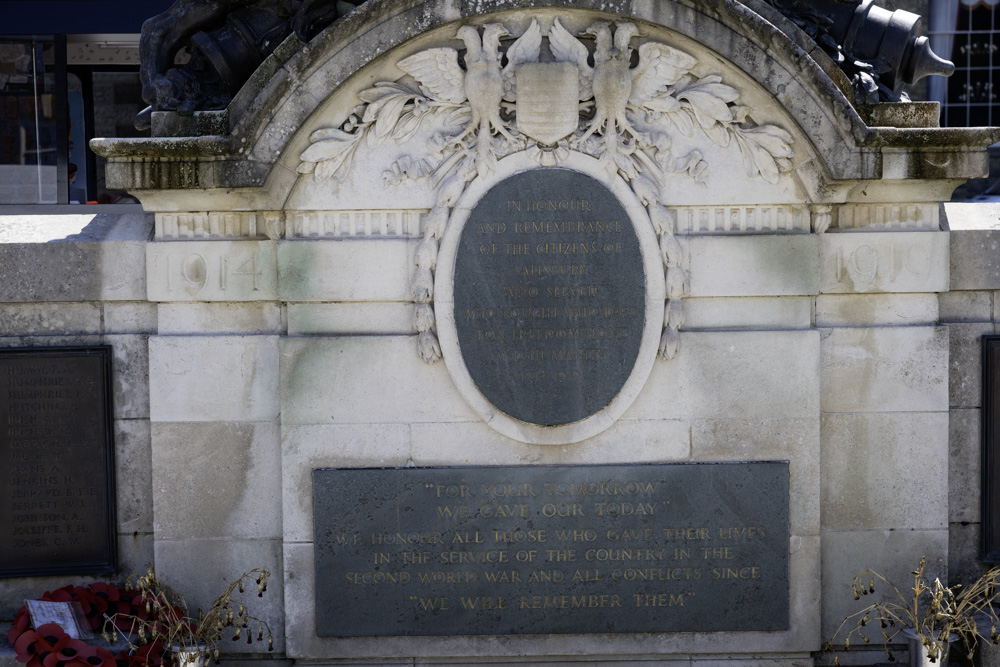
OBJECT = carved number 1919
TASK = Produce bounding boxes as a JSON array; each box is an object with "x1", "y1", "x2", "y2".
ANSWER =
[{"x1": 833, "y1": 243, "x2": 930, "y2": 287}]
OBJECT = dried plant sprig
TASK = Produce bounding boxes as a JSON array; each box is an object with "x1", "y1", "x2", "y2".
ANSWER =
[
  {"x1": 824, "y1": 557, "x2": 1000, "y2": 665},
  {"x1": 103, "y1": 565, "x2": 274, "y2": 664}
]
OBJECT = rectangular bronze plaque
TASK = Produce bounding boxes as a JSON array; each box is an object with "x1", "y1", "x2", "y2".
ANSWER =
[
  {"x1": 313, "y1": 462, "x2": 789, "y2": 636},
  {"x1": 984, "y1": 336, "x2": 1000, "y2": 561},
  {"x1": 0, "y1": 347, "x2": 117, "y2": 578}
]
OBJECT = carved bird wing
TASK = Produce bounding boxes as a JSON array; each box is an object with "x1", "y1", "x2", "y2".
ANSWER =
[
  {"x1": 548, "y1": 18, "x2": 593, "y2": 101},
  {"x1": 629, "y1": 42, "x2": 699, "y2": 107},
  {"x1": 397, "y1": 48, "x2": 467, "y2": 104},
  {"x1": 501, "y1": 19, "x2": 542, "y2": 101}
]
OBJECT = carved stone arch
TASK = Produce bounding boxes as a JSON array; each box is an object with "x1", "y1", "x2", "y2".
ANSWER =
[
  {"x1": 95, "y1": 0, "x2": 993, "y2": 210},
  {"x1": 275, "y1": 0, "x2": 858, "y2": 201}
]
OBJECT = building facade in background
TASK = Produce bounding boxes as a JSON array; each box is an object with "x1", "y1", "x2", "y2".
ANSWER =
[
  {"x1": 0, "y1": 1, "x2": 169, "y2": 205},
  {"x1": 2, "y1": 0, "x2": 1000, "y2": 206}
]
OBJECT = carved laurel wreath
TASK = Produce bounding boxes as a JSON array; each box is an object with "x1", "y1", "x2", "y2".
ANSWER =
[{"x1": 298, "y1": 19, "x2": 796, "y2": 364}]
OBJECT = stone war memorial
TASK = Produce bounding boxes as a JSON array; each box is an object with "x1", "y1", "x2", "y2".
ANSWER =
[{"x1": 3, "y1": 0, "x2": 1000, "y2": 665}]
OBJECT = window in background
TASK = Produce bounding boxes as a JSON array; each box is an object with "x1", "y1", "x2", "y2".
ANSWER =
[
  {"x1": 69, "y1": 67, "x2": 147, "y2": 204},
  {"x1": 68, "y1": 35, "x2": 148, "y2": 205},
  {"x1": 91, "y1": 71, "x2": 145, "y2": 203},
  {"x1": 0, "y1": 38, "x2": 63, "y2": 204},
  {"x1": 0, "y1": 34, "x2": 147, "y2": 206},
  {"x1": 935, "y1": 0, "x2": 1000, "y2": 127}
]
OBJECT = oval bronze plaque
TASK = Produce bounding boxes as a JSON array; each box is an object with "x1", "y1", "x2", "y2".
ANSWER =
[{"x1": 453, "y1": 169, "x2": 646, "y2": 426}]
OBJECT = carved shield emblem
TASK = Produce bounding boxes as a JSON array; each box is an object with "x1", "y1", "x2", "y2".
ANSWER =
[{"x1": 515, "y1": 62, "x2": 579, "y2": 145}]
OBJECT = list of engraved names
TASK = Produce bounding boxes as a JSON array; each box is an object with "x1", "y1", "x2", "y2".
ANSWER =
[
  {"x1": 1, "y1": 350, "x2": 114, "y2": 576},
  {"x1": 453, "y1": 170, "x2": 645, "y2": 426},
  {"x1": 313, "y1": 464, "x2": 789, "y2": 636}
]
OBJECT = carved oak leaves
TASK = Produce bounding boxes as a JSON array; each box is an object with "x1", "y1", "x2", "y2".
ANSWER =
[
  {"x1": 298, "y1": 19, "x2": 797, "y2": 365},
  {"x1": 298, "y1": 19, "x2": 794, "y2": 187}
]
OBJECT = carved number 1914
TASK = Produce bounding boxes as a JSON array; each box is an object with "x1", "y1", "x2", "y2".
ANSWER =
[{"x1": 166, "y1": 253, "x2": 261, "y2": 293}]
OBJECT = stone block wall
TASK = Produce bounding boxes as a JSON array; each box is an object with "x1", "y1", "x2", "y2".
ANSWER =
[
  {"x1": 942, "y1": 204, "x2": 1000, "y2": 587},
  {"x1": 0, "y1": 213, "x2": 154, "y2": 619},
  {"x1": 0, "y1": 203, "x2": 996, "y2": 665}
]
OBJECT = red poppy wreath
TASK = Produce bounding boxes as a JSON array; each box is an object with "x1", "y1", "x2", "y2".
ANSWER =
[{"x1": 6, "y1": 583, "x2": 166, "y2": 667}]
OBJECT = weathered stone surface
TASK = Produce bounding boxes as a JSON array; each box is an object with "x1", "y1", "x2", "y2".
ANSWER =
[
  {"x1": 673, "y1": 205, "x2": 810, "y2": 234},
  {"x1": 0, "y1": 334, "x2": 100, "y2": 349},
  {"x1": 835, "y1": 202, "x2": 939, "y2": 232},
  {"x1": 857, "y1": 102, "x2": 940, "y2": 128},
  {"x1": 151, "y1": 422, "x2": 281, "y2": 540},
  {"x1": 684, "y1": 236, "x2": 820, "y2": 297},
  {"x1": 821, "y1": 413, "x2": 948, "y2": 532},
  {"x1": 946, "y1": 203, "x2": 1000, "y2": 291},
  {"x1": 117, "y1": 531, "x2": 155, "y2": 583},
  {"x1": 154, "y1": 538, "x2": 285, "y2": 653},
  {"x1": 409, "y1": 419, "x2": 691, "y2": 468},
  {"x1": 880, "y1": 149, "x2": 989, "y2": 181},
  {"x1": 157, "y1": 302, "x2": 283, "y2": 334},
  {"x1": 950, "y1": 408, "x2": 982, "y2": 524},
  {"x1": 675, "y1": 297, "x2": 812, "y2": 330},
  {"x1": 279, "y1": 336, "x2": 477, "y2": 425},
  {"x1": 692, "y1": 418, "x2": 819, "y2": 536},
  {"x1": 104, "y1": 334, "x2": 151, "y2": 419},
  {"x1": 820, "y1": 326, "x2": 948, "y2": 413},
  {"x1": 819, "y1": 231, "x2": 949, "y2": 294},
  {"x1": 0, "y1": 213, "x2": 151, "y2": 242},
  {"x1": 278, "y1": 239, "x2": 415, "y2": 302},
  {"x1": 950, "y1": 323, "x2": 997, "y2": 408},
  {"x1": 0, "y1": 241, "x2": 145, "y2": 302},
  {"x1": 281, "y1": 424, "x2": 412, "y2": 543},
  {"x1": 286, "y1": 303, "x2": 414, "y2": 335},
  {"x1": 949, "y1": 522, "x2": 991, "y2": 590},
  {"x1": 149, "y1": 336, "x2": 279, "y2": 421},
  {"x1": 821, "y1": 530, "x2": 947, "y2": 645},
  {"x1": 114, "y1": 419, "x2": 153, "y2": 534},
  {"x1": 815, "y1": 294, "x2": 939, "y2": 327},
  {"x1": 0, "y1": 303, "x2": 101, "y2": 335},
  {"x1": 285, "y1": 209, "x2": 424, "y2": 239},
  {"x1": 154, "y1": 211, "x2": 275, "y2": 240},
  {"x1": 939, "y1": 290, "x2": 994, "y2": 323},
  {"x1": 943, "y1": 202, "x2": 1000, "y2": 233},
  {"x1": 0, "y1": 214, "x2": 148, "y2": 301},
  {"x1": 692, "y1": 656, "x2": 813, "y2": 667},
  {"x1": 99, "y1": 241, "x2": 149, "y2": 301},
  {"x1": 103, "y1": 302, "x2": 158, "y2": 333},
  {"x1": 147, "y1": 241, "x2": 278, "y2": 302},
  {"x1": 627, "y1": 330, "x2": 820, "y2": 420}
]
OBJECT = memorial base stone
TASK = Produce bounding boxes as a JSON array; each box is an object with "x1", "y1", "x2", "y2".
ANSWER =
[{"x1": 0, "y1": 1, "x2": 989, "y2": 666}]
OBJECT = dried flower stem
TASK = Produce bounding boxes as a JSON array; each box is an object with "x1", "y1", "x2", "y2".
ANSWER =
[
  {"x1": 104, "y1": 565, "x2": 274, "y2": 663},
  {"x1": 825, "y1": 557, "x2": 1000, "y2": 664}
]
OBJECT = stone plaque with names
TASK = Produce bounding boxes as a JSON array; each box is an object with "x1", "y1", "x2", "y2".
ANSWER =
[
  {"x1": 313, "y1": 463, "x2": 789, "y2": 637},
  {"x1": 0, "y1": 347, "x2": 117, "y2": 578},
  {"x1": 452, "y1": 169, "x2": 645, "y2": 426}
]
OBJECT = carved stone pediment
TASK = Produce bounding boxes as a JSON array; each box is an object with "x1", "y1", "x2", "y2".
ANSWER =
[{"x1": 298, "y1": 18, "x2": 795, "y2": 187}]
